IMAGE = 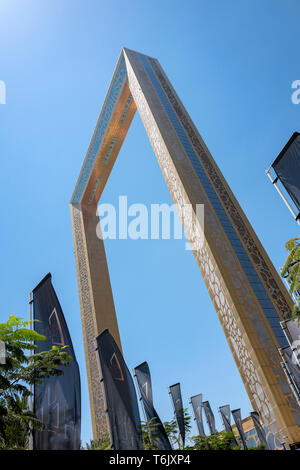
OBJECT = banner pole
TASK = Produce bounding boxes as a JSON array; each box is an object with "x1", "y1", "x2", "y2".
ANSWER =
[
  {"x1": 132, "y1": 369, "x2": 147, "y2": 423},
  {"x1": 266, "y1": 169, "x2": 300, "y2": 225},
  {"x1": 29, "y1": 291, "x2": 33, "y2": 451},
  {"x1": 133, "y1": 369, "x2": 150, "y2": 446},
  {"x1": 168, "y1": 387, "x2": 179, "y2": 450}
]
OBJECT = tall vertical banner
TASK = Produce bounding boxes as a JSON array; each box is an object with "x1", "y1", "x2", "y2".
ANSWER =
[
  {"x1": 96, "y1": 329, "x2": 143, "y2": 450},
  {"x1": 281, "y1": 346, "x2": 300, "y2": 394},
  {"x1": 32, "y1": 273, "x2": 81, "y2": 450},
  {"x1": 281, "y1": 319, "x2": 300, "y2": 364},
  {"x1": 134, "y1": 362, "x2": 172, "y2": 450},
  {"x1": 231, "y1": 409, "x2": 247, "y2": 450},
  {"x1": 169, "y1": 383, "x2": 185, "y2": 447},
  {"x1": 250, "y1": 411, "x2": 269, "y2": 449},
  {"x1": 219, "y1": 405, "x2": 232, "y2": 433},
  {"x1": 271, "y1": 132, "x2": 300, "y2": 214},
  {"x1": 219, "y1": 405, "x2": 238, "y2": 446},
  {"x1": 190, "y1": 394, "x2": 205, "y2": 436},
  {"x1": 202, "y1": 401, "x2": 217, "y2": 434}
]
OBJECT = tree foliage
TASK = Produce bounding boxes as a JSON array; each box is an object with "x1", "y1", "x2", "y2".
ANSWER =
[
  {"x1": 163, "y1": 408, "x2": 192, "y2": 449},
  {"x1": 281, "y1": 237, "x2": 300, "y2": 322},
  {"x1": 141, "y1": 417, "x2": 163, "y2": 450},
  {"x1": 247, "y1": 442, "x2": 265, "y2": 450},
  {"x1": 0, "y1": 315, "x2": 72, "y2": 449},
  {"x1": 191, "y1": 431, "x2": 240, "y2": 450},
  {"x1": 83, "y1": 434, "x2": 111, "y2": 450}
]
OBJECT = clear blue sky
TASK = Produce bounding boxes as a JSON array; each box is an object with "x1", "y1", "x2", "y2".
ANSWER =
[{"x1": 1, "y1": 0, "x2": 299, "y2": 445}]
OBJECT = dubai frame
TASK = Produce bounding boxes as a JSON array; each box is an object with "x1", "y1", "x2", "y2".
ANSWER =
[{"x1": 70, "y1": 48, "x2": 300, "y2": 448}]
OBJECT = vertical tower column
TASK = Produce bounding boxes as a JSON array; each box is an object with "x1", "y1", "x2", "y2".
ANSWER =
[
  {"x1": 70, "y1": 203, "x2": 121, "y2": 438},
  {"x1": 123, "y1": 48, "x2": 300, "y2": 447}
]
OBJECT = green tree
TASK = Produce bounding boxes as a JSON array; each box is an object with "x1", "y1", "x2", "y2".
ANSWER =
[
  {"x1": 141, "y1": 417, "x2": 162, "y2": 450},
  {"x1": 281, "y1": 237, "x2": 300, "y2": 322},
  {"x1": 83, "y1": 419, "x2": 163, "y2": 450},
  {"x1": 164, "y1": 408, "x2": 192, "y2": 449},
  {"x1": 0, "y1": 315, "x2": 72, "y2": 449},
  {"x1": 192, "y1": 431, "x2": 240, "y2": 450},
  {"x1": 0, "y1": 394, "x2": 32, "y2": 450},
  {"x1": 247, "y1": 443, "x2": 265, "y2": 450},
  {"x1": 83, "y1": 434, "x2": 111, "y2": 450}
]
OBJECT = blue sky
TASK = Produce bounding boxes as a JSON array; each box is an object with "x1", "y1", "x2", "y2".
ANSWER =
[{"x1": 0, "y1": 0, "x2": 299, "y2": 444}]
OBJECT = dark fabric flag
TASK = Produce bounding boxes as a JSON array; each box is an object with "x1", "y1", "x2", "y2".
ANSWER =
[
  {"x1": 169, "y1": 383, "x2": 185, "y2": 447},
  {"x1": 282, "y1": 319, "x2": 300, "y2": 364},
  {"x1": 250, "y1": 411, "x2": 269, "y2": 449},
  {"x1": 281, "y1": 346, "x2": 300, "y2": 395},
  {"x1": 96, "y1": 329, "x2": 143, "y2": 450},
  {"x1": 285, "y1": 318, "x2": 300, "y2": 343},
  {"x1": 32, "y1": 273, "x2": 81, "y2": 450},
  {"x1": 219, "y1": 405, "x2": 232, "y2": 433},
  {"x1": 134, "y1": 361, "x2": 172, "y2": 450},
  {"x1": 231, "y1": 408, "x2": 247, "y2": 450},
  {"x1": 219, "y1": 405, "x2": 238, "y2": 446},
  {"x1": 272, "y1": 132, "x2": 300, "y2": 214},
  {"x1": 202, "y1": 401, "x2": 217, "y2": 434},
  {"x1": 190, "y1": 394, "x2": 205, "y2": 436}
]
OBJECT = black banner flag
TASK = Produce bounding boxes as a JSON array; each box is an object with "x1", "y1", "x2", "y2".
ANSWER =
[
  {"x1": 285, "y1": 318, "x2": 300, "y2": 344},
  {"x1": 219, "y1": 405, "x2": 238, "y2": 446},
  {"x1": 190, "y1": 394, "x2": 205, "y2": 436},
  {"x1": 219, "y1": 405, "x2": 232, "y2": 433},
  {"x1": 96, "y1": 329, "x2": 143, "y2": 450},
  {"x1": 281, "y1": 319, "x2": 300, "y2": 364},
  {"x1": 281, "y1": 346, "x2": 300, "y2": 398},
  {"x1": 250, "y1": 411, "x2": 269, "y2": 449},
  {"x1": 32, "y1": 273, "x2": 81, "y2": 450},
  {"x1": 272, "y1": 132, "x2": 300, "y2": 214},
  {"x1": 169, "y1": 383, "x2": 185, "y2": 447},
  {"x1": 231, "y1": 408, "x2": 247, "y2": 450},
  {"x1": 134, "y1": 361, "x2": 172, "y2": 450},
  {"x1": 202, "y1": 401, "x2": 217, "y2": 434}
]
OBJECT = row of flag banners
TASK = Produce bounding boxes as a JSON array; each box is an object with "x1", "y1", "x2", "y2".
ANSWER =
[
  {"x1": 27, "y1": 132, "x2": 300, "y2": 449},
  {"x1": 31, "y1": 273, "x2": 300, "y2": 450},
  {"x1": 95, "y1": 329, "x2": 270, "y2": 450}
]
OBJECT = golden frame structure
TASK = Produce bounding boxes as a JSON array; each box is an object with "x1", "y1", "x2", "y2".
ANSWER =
[{"x1": 70, "y1": 48, "x2": 300, "y2": 448}]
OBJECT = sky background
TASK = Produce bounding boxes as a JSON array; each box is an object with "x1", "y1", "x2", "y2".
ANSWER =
[{"x1": 0, "y1": 0, "x2": 300, "y2": 445}]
